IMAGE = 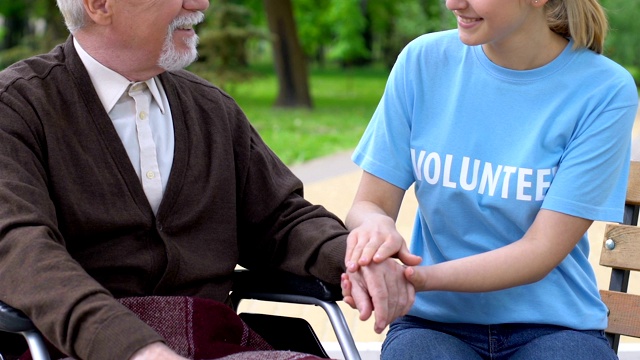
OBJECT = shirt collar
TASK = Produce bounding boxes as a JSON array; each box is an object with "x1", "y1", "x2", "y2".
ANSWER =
[{"x1": 73, "y1": 38, "x2": 166, "y2": 114}]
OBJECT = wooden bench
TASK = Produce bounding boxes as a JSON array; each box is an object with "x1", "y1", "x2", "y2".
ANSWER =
[{"x1": 599, "y1": 160, "x2": 640, "y2": 352}]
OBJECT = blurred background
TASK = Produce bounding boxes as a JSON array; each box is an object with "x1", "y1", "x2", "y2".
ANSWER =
[
  {"x1": 1, "y1": 1, "x2": 639, "y2": 359},
  {"x1": 0, "y1": 0, "x2": 638, "y2": 166}
]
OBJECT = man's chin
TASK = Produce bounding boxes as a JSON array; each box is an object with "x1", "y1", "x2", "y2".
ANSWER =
[{"x1": 158, "y1": 50, "x2": 198, "y2": 71}]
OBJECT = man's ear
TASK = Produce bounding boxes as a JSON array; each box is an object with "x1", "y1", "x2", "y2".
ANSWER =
[{"x1": 83, "y1": 0, "x2": 113, "y2": 25}]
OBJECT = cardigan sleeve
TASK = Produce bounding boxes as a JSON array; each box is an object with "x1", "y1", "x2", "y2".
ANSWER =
[
  {"x1": 233, "y1": 112, "x2": 348, "y2": 285},
  {"x1": 0, "y1": 92, "x2": 163, "y2": 360}
]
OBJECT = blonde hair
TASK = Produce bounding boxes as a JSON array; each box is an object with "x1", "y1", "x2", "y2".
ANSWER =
[{"x1": 545, "y1": 0, "x2": 608, "y2": 54}]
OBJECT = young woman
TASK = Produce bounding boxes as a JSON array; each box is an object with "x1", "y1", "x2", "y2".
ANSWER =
[{"x1": 342, "y1": 0, "x2": 639, "y2": 359}]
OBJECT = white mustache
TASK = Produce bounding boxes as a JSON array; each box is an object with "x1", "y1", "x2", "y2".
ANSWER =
[{"x1": 169, "y1": 11, "x2": 205, "y2": 32}]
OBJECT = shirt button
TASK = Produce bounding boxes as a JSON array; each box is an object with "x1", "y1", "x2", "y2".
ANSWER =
[
  {"x1": 139, "y1": 111, "x2": 147, "y2": 120},
  {"x1": 146, "y1": 171, "x2": 155, "y2": 179}
]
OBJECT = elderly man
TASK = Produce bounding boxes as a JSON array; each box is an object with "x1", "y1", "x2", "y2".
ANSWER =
[{"x1": 0, "y1": 0, "x2": 413, "y2": 359}]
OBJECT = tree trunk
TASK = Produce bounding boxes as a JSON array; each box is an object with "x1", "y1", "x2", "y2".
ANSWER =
[
  {"x1": 2, "y1": 4, "x2": 27, "y2": 49},
  {"x1": 263, "y1": 0, "x2": 312, "y2": 108}
]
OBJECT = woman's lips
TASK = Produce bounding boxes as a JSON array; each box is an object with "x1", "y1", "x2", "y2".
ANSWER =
[{"x1": 457, "y1": 15, "x2": 483, "y2": 29}]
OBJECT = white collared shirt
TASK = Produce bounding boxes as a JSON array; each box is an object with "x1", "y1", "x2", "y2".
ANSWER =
[{"x1": 74, "y1": 38, "x2": 174, "y2": 213}]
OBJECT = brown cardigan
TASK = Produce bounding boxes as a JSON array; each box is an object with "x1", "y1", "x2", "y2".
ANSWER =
[{"x1": 0, "y1": 37, "x2": 348, "y2": 360}]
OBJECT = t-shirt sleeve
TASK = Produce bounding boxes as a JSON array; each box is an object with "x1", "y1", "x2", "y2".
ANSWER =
[
  {"x1": 542, "y1": 76, "x2": 638, "y2": 222},
  {"x1": 352, "y1": 46, "x2": 416, "y2": 190}
]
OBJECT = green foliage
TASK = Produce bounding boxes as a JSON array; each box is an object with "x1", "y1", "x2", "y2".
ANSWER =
[
  {"x1": 325, "y1": 0, "x2": 369, "y2": 64},
  {"x1": 602, "y1": 0, "x2": 640, "y2": 69},
  {"x1": 0, "y1": 1, "x2": 27, "y2": 19},
  {"x1": 625, "y1": 66, "x2": 640, "y2": 87},
  {"x1": 2, "y1": 0, "x2": 638, "y2": 164},
  {"x1": 292, "y1": 0, "x2": 333, "y2": 63},
  {"x1": 0, "y1": 0, "x2": 66, "y2": 71},
  {"x1": 0, "y1": 0, "x2": 47, "y2": 18},
  {"x1": 193, "y1": 0, "x2": 268, "y2": 88},
  {"x1": 0, "y1": 43, "x2": 36, "y2": 69},
  {"x1": 215, "y1": 65, "x2": 389, "y2": 165},
  {"x1": 363, "y1": 0, "x2": 455, "y2": 68}
]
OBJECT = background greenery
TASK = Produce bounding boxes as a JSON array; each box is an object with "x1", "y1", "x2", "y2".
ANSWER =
[
  {"x1": 1, "y1": 0, "x2": 638, "y2": 165},
  {"x1": 227, "y1": 65, "x2": 388, "y2": 164}
]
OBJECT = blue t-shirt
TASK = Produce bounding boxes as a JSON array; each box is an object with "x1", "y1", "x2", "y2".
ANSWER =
[{"x1": 352, "y1": 30, "x2": 639, "y2": 329}]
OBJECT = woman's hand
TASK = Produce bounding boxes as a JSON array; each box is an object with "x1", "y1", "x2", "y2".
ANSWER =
[
  {"x1": 345, "y1": 172, "x2": 422, "y2": 272},
  {"x1": 345, "y1": 214, "x2": 421, "y2": 272}
]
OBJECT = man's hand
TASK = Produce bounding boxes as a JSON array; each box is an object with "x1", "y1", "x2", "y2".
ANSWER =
[
  {"x1": 129, "y1": 342, "x2": 188, "y2": 360},
  {"x1": 341, "y1": 259, "x2": 415, "y2": 334}
]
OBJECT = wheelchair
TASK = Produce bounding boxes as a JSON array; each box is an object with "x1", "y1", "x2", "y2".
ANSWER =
[{"x1": 0, "y1": 270, "x2": 361, "y2": 360}]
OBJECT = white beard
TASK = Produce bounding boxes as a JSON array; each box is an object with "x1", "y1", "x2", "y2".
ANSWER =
[{"x1": 158, "y1": 12, "x2": 204, "y2": 71}]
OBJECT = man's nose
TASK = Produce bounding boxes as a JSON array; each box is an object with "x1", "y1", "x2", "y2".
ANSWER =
[{"x1": 184, "y1": 0, "x2": 209, "y2": 12}]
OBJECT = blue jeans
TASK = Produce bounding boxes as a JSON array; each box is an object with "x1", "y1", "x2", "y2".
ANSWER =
[{"x1": 381, "y1": 315, "x2": 618, "y2": 360}]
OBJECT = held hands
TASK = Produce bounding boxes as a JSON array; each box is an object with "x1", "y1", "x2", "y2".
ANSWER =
[
  {"x1": 345, "y1": 213, "x2": 422, "y2": 272},
  {"x1": 341, "y1": 259, "x2": 415, "y2": 334},
  {"x1": 342, "y1": 213, "x2": 424, "y2": 333}
]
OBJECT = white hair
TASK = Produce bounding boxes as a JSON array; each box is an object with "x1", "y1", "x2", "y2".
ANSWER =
[{"x1": 56, "y1": 0, "x2": 86, "y2": 33}]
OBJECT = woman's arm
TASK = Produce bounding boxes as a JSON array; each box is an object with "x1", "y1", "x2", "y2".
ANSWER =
[
  {"x1": 405, "y1": 209, "x2": 592, "y2": 292},
  {"x1": 345, "y1": 173, "x2": 593, "y2": 293},
  {"x1": 344, "y1": 171, "x2": 422, "y2": 271}
]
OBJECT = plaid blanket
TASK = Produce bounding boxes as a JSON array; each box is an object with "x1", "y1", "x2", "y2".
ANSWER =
[{"x1": 22, "y1": 296, "x2": 329, "y2": 360}]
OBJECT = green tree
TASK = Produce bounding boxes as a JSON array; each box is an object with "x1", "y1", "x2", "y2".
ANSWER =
[
  {"x1": 602, "y1": 0, "x2": 640, "y2": 80},
  {"x1": 0, "y1": 0, "x2": 66, "y2": 68},
  {"x1": 366, "y1": 0, "x2": 454, "y2": 69},
  {"x1": 194, "y1": 0, "x2": 267, "y2": 87},
  {"x1": 325, "y1": 0, "x2": 369, "y2": 66},
  {"x1": 292, "y1": 0, "x2": 333, "y2": 66},
  {"x1": 1, "y1": 1, "x2": 28, "y2": 50},
  {"x1": 263, "y1": 0, "x2": 313, "y2": 108}
]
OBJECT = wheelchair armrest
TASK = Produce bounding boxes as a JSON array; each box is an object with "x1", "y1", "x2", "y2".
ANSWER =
[
  {"x1": 232, "y1": 269, "x2": 342, "y2": 302},
  {"x1": 2, "y1": 272, "x2": 342, "y2": 334},
  {"x1": 0, "y1": 300, "x2": 36, "y2": 333},
  {"x1": 231, "y1": 270, "x2": 362, "y2": 360}
]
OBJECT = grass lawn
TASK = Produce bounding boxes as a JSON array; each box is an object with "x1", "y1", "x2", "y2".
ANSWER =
[{"x1": 196, "y1": 65, "x2": 390, "y2": 166}]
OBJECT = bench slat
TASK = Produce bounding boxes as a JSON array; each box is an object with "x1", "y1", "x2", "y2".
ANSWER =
[
  {"x1": 600, "y1": 224, "x2": 640, "y2": 271},
  {"x1": 627, "y1": 161, "x2": 640, "y2": 206},
  {"x1": 600, "y1": 290, "x2": 640, "y2": 338}
]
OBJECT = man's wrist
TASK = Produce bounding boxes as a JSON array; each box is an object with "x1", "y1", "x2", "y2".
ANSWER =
[{"x1": 129, "y1": 342, "x2": 166, "y2": 360}]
